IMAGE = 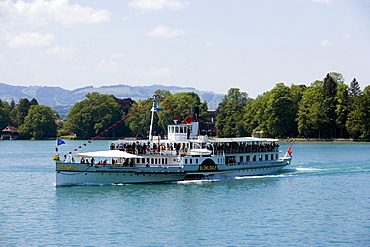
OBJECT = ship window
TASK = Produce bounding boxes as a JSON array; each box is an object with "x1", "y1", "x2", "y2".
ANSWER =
[
  {"x1": 151, "y1": 158, "x2": 154, "y2": 164},
  {"x1": 142, "y1": 158, "x2": 145, "y2": 163},
  {"x1": 240, "y1": 156, "x2": 243, "y2": 162},
  {"x1": 271, "y1": 154, "x2": 274, "y2": 160},
  {"x1": 276, "y1": 154, "x2": 279, "y2": 160},
  {"x1": 246, "y1": 156, "x2": 250, "y2": 162},
  {"x1": 185, "y1": 159, "x2": 187, "y2": 164},
  {"x1": 265, "y1": 155, "x2": 268, "y2": 160},
  {"x1": 196, "y1": 159, "x2": 198, "y2": 163},
  {"x1": 190, "y1": 159, "x2": 192, "y2": 164},
  {"x1": 253, "y1": 155, "x2": 256, "y2": 161},
  {"x1": 259, "y1": 155, "x2": 263, "y2": 161}
]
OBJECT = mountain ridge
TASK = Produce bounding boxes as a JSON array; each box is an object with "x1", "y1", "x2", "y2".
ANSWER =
[{"x1": 0, "y1": 83, "x2": 224, "y2": 118}]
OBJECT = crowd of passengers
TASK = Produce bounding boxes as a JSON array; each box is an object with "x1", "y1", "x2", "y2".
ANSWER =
[
  {"x1": 110, "y1": 141, "x2": 279, "y2": 154},
  {"x1": 111, "y1": 141, "x2": 184, "y2": 154}
]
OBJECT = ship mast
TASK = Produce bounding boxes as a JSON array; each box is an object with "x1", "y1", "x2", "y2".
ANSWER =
[{"x1": 148, "y1": 95, "x2": 157, "y2": 143}]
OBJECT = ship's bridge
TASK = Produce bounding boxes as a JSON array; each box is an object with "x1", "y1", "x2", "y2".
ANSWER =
[{"x1": 168, "y1": 121, "x2": 199, "y2": 141}]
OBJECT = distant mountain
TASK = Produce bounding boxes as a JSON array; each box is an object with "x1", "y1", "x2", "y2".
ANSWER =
[{"x1": 0, "y1": 83, "x2": 224, "y2": 118}]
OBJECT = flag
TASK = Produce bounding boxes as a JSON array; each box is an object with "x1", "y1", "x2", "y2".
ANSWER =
[
  {"x1": 153, "y1": 107, "x2": 163, "y2": 111},
  {"x1": 57, "y1": 138, "x2": 65, "y2": 146}
]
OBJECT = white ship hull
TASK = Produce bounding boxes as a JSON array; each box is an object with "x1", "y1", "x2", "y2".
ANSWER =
[{"x1": 56, "y1": 169, "x2": 186, "y2": 186}]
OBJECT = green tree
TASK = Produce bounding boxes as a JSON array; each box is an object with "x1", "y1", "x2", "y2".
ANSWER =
[
  {"x1": 264, "y1": 83, "x2": 297, "y2": 138},
  {"x1": 349, "y1": 78, "x2": 361, "y2": 97},
  {"x1": 335, "y1": 83, "x2": 350, "y2": 138},
  {"x1": 66, "y1": 92, "x2": 122, "y2": 139},
  {"x1": 125, "y1": 97, "x2": 158, "y2": 138},
  {"x1": 346, "y1": 90, "x2": 370, "y2": 139},
  {"x1": 216, "y1": 88, "x2": 251, "y2": 137},
  {"x1": 296, "y1": 81, "x2": 325, "y2": 138},
  {"x1": 126, "y1": 91, "x2": 208, "y2": 138},
  {"x1": 9, "y1": 98, "x2": 39, "y2": 127},
  {"x1": 18, "y1": 105, "x2": 59, "y2": 139},
  {"x1": 243, "y1": 93, "x2": 269, "y2": 136},
  {"x1": 321, "y1": 73, "x2": 338, "y2": 138},
  {"x1": 0, "y1": 100, "x2": 10, "y2": 130}
]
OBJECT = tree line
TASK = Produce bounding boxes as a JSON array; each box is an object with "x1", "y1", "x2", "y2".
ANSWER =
[
  {"x1": 217, "y1": 72, "x2": 369, "y2": 139},
  {"x1": 0, "y1": 72, "x2": 369, "y2": 140}
]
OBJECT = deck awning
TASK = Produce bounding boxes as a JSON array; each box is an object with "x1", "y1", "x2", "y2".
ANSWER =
[{"x1": 72, "y1": 150, "x2": 141, "y2": 158}]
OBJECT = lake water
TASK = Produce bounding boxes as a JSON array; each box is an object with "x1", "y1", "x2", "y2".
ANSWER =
[{"x1": 0, "y1": 140, "x2": 369, "y2": 246}]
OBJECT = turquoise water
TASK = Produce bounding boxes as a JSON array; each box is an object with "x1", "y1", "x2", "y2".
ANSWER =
[{"x1": 0, "y1": 140, "x2": 369, "y2": 246}]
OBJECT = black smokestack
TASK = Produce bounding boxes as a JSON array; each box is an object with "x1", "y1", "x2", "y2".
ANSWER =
[{"x1": 190, "y1": 107, "x2": 199, "y2": 122}]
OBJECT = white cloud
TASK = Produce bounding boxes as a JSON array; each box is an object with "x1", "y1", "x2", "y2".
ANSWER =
[
  {"x1": 148, "y1": 25, "x2": 186, "y2": 38},
  {"x1": 142, "y1": 68, "x2": 172, "y2": 77},
  {"x1": 205, "y1": 42, "x2": 213, "y2": 48},
  {"x1": 0, "y1": 0, "x2": 111, "y2": 27},
  {"x1": 44, "y1": 45, "x2": 79, "y2": 60},
  {"x1": 312, "y1": 0, "x2": 334, "y2": 4},
  {"x1": 109, "y1": 53, "x2": 125, "y2": 60},
  {"x1": 320, "y1": 39, "x2": 332, "y2": 47},
  {"x1": 343, "y1": 33, "x2": 351, "y2": 39},
  {"x1": 96, "y1": 60, "x2": 119, "y2": 73},
  {"x1": 129, "y1": 0, "x2": 189, "y2": 10},
  {"x1": 7, "y1": 32, "x2": 55, "y2": 48}
]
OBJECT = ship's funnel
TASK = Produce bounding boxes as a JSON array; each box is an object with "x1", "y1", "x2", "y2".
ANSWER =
[{"x1": 190, "y1": 107, "x2": 199, "y2": 122}]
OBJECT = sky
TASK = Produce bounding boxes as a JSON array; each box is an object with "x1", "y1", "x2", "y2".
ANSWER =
[{"x1": 0, "y1": 0, "x2": 369, "y2": 98}]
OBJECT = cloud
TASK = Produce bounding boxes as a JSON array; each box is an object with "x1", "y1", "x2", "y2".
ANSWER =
[
  {"x1": 320, "y1": 40, "x2": 332, "y2": 47},
  {"x1": 205, "y1": 42, "x2": 213, "y2": 48},
  {"x1": 142, "y1": 68, "x2": 172, "y2": 77},
  {"x1": 148, "y1": 25, "x2": 186, "y2": 38},
  {"x1": 96, "y1": 60, "x2": 119, "y2": 73},
  {"x1": 95, "y1": 54, "x2": 125, "y2": 72},
  {"x1": 129, "y1": 0, "x2": 189, "y2": 10},
  {"x1": 0, "y1": 0, "x2": 111, "y2": 27},
  {"x1": 7, "y1": 32, "x2": 55, "y2": 48},
  {"x1": 44, "y1": 45, "x2": 79, "y2": 60},
  {"x1": 312, "y1": 0, "x2": 334, "y2": 4},
  {"x1": 343, "y1": 33, "x2": 351, "y2": 39},
  {"x1": 109, "y1": 53, "x2": 125, "y2": 60}
]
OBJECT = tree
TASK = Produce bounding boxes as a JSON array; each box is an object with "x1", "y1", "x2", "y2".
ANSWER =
[
  {"x1": 18, "y1": 105, "x2": 58, "y2": 139},
  {"x1": 296, "y1": 81, "x2": 325, "y2": 138},
  {"x1": 216, "y1": 88, "x2": 251, "y2": 137},
  {"x1": 66, "y1": 93, "x2": 122, "y2": 139},
  {"x1": 243, "y1": 94, "x2": 269, "y2": 136},
  {"x1": 264, "y1": 83, "x2": 297, "y2": 138},
  {"x1": 125, "y1": 91, "x2": 208, "y2": 138},
  {"x1": 321, "y1": 73, "x2": 338, "y2": 138},
  {"x1": 349, "y1": 78, "x2": 361, "y2": 97},
  {"x1": 9, "y1": 98, "x2": 39, "y2": 127},
  {"x1": 335, "y1": 83, "x2": 350, "y2": 138},
  {"x1": 346, "y1": 90, "x2": 370, "y2": 139},
  {"x1": 0, "y1": 99, "x2": 10, "y2": 130}
]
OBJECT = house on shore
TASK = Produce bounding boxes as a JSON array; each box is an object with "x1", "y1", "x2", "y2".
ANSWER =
[{"x1": 1, "y1": 126, "x2": 19, "y2": 140}]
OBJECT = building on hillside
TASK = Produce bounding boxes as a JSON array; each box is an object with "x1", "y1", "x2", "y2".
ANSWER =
[{"x1": 1, "y1": 126, "x2": 19, "y2": 140}]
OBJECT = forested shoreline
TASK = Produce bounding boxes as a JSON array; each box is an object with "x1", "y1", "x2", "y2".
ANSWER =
[{"x1": 0, "y1": 72, "x2": 369, "y2": 140}]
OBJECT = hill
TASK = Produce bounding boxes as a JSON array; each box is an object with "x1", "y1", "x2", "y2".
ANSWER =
[{"x1": 0, "y1": 83, "x2": 224, "y2": 118}]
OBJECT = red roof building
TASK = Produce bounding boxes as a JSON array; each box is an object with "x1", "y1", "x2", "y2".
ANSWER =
[{"x1": 1, "y1": 126, "x2": 19, "y2": 140}]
